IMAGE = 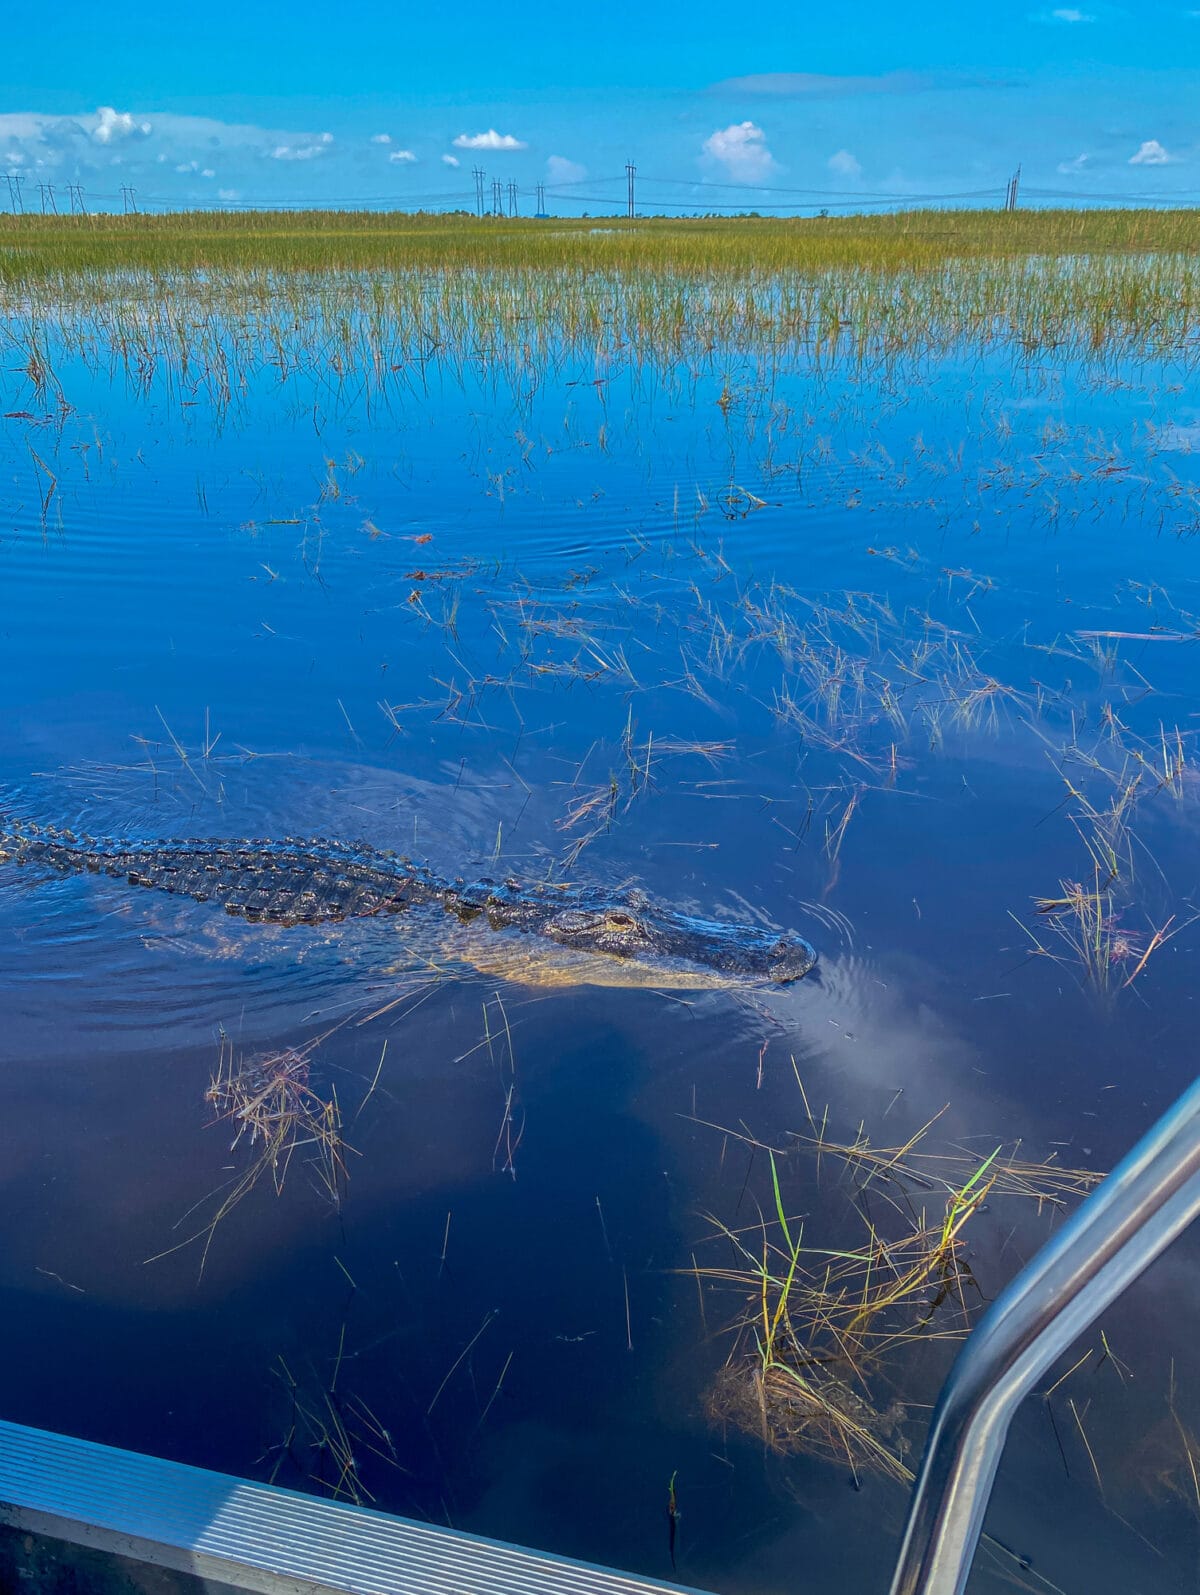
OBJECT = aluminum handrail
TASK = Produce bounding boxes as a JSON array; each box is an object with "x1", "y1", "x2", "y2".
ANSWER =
[
  {"x1": 0, "y1": 1418, "x2": 715, "y2": 1595},
  {"x1": 889, "y1": 1072, "x2": 1200, "y2": 1595}
]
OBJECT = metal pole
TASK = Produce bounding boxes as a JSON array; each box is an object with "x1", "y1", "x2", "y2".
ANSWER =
[{"x1": 889, "y1": 1073, "x2": 1200, "y2": 1595}]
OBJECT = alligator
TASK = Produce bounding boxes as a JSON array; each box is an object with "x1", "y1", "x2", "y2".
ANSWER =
[{"x1": 0, "y1": 819, "x2": 817, "y2": 988}]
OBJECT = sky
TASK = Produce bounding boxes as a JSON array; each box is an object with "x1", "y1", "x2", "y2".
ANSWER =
[{"x1": 3, "y1": 0, "x2": 1199, "y2": 213}]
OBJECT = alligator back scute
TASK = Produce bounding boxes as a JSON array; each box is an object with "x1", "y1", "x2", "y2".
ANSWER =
[{"x1": 0, "y1": 822, "x2": 437, "y2": 927}]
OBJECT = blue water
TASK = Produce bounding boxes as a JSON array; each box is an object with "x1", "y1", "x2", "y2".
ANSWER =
[{"x1": 2, "y1": 295, "x2": 1200, "y2": 1593}]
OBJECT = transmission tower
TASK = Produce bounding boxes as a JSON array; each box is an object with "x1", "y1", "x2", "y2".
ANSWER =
[
  {"x1": 68, "y1": 183, "x2": 87, "y2": 216},
  {"x1": 37, "y1": 182, "x2": 57, "y2": 215},
  {"x1": 4, "y1": 172, "x2": 23, "y2": 213},
  {"x1": 1004, "y1": 165, "x2": 1021, "y2": 212},
  {"x1": 506, "y1": 180, "x2": 518, "y2": 218},
  {"x1": 121, "y1": 184, "x2": 138, "y2": 214},
  {"x1": 535, "y1": 182, "x2": 546, "y2": 216},
  {"x1": 626, "y1": 161, "x2": 636, "y2": 219},
  {"x1": 472, "y1": 167, "x2": 486, "y2": 217},
  {"x1": 491, "y1": 178, "x2": 503, "y2": 217}
]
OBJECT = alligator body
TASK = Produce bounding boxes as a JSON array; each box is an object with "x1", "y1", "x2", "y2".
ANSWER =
[{"x1": 0, "y1": 819, "x2": 817, "y2": 987}]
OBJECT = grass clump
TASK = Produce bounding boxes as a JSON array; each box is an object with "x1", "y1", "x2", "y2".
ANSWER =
[
  {"x1": 147, "y1": 1035, "x2": 349, "y2": 1276},
  {"x1": 698, "y1": 1099, "x2": 1099, "y2": 1484},
  {"x1": 206, "y1": 1035, "x2": 347, "y2": 1202},
  {"x1": 1018, "y1": 756, "x2": 1191, "y2": 1000}
]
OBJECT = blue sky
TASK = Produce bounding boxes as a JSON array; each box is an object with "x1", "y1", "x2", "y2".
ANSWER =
[{"x1": 3, "y1": 0, "x2": 1199, "y2": 212}]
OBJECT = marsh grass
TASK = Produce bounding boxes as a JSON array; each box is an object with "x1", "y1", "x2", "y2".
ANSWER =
[
  {"x1": 4, "y1": 207, "x2": 1200, "y2": 276},
  {"x1": 5, "y1": 213, "x2": 1200, "y2": 433},
  {"x1": 147, "y1": 1035, "x2": 349, "y2": 1276},
  {"x1": 698, "y1": 1096, "x2": 1099, "y2": 1482},
  {"x1": 205, "y1": 1035, "x2": 347, "y2": 1201},
  {"x1": 1019, "y1": 752, "x2": 1193, "y2": 998},
  {"x1": 265, "y1": 1352, "x2": 400, "y2": 1505}
]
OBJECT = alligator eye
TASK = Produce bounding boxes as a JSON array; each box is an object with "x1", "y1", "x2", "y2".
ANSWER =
[{"x1": 606, "y1": 912, "x2": 635, "y2": 929}]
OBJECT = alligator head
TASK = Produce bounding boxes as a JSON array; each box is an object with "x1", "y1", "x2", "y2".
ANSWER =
[{"x1": 538, "y1": 900, "x2": 817, "y2": 987}]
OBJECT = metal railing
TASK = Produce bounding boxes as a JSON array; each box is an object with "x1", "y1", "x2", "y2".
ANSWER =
[
  {"x1": 889, "y1": 1072, "x2": 1200, "y2": 1595},
  {"x1": 0, "y1": 1418, "x2": 715, "y2": 1595}
]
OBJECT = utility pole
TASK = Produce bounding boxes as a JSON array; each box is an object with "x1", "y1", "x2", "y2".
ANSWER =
[
  {"x1": 121, "y1": 184, "x2": 138, "y2": 215},
  {"x1": 491, "y1": 178, "x2": 503, "y2": 217},
  {"x1": 472, "y1": 166, "x2": 486, "y2": 217},
  {"x1": 4, "y1": 172, "x2": 23, "y2": 213},
  {"x1": 535, "y1": 182, "x2": 546, "y2": 216},
  {"x1": 626, "y1": 160, "x2": 636, "y2": 219},
  {"x1": 68, "y1": 183, "x2": 87, "y2": 216},
  {"x1": 506, "y1": 180, "x2": 518, "y2": 218}
]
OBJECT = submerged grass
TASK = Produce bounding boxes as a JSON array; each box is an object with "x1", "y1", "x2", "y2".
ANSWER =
[
  {"x1": 698, "y1": 1092, "x2": 1100, "y2": 1483},
  {"x1": 266, "y1": 1352, "x2": 401, "y2": 1505}
]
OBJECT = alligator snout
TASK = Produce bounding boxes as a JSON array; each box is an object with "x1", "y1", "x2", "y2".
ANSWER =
[{"x1": 768, "y1": 934, "x2": 819, "y2": 984}]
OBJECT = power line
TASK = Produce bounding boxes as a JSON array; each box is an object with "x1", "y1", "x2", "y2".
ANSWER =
[
  {"x1": 15, "y1": 169, "x2": 1200, "y2": 218},
  {"x1": 546, "y1": 191, "x2": 1008, "y2": 211},
  {"x1": 636, "y1": 173, "x2": 1003, "y2": 200},
  {"x1": 1021, "y1": 184, "x2": 1200, "y2": 202}
]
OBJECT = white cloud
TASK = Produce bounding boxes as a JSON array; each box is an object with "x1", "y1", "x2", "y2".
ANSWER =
[
  {"x1": 452, "y1": 128, "x2": 527, "y2": 151},
  {"x1": 388, "y1": 148, "x2": 416, "y2": 163},
  {"x1": 217, "y1": 187, "x2": 240, "y2": 201},
  {"x1": 546, "y1": 154, "x2": 586, "y2": 184},
  {"x1": 1044, "y1": 6, "x2": 1095, "y2": 19},
  {"x1": 1056, "y1": 152, "x2": 1090, "y2": 173},
  {"x1": 827, "y1": 148, "x2": 862, "y2": 178},
  {"x1": 701, "y1": 121, "x2": 777, "y2": 181},
  {"x1": 270, "y1": 142, "x2": 327, "y2": 161},
  {"x1": 0, "y1": 107, "x2": 385, "y2": 201},
  {"x1": 370, "y1": 133, "x2": 391, "y2": 144},
  {"x1": 1130, "y1": 138, "x2": 1174, "y2": 165},
  {"x1": 93, "y1": 106, "x2": 152, "y2": 144},
  {"x1": 442, "y1": 153, "x2": 460, "y2": 166}
]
